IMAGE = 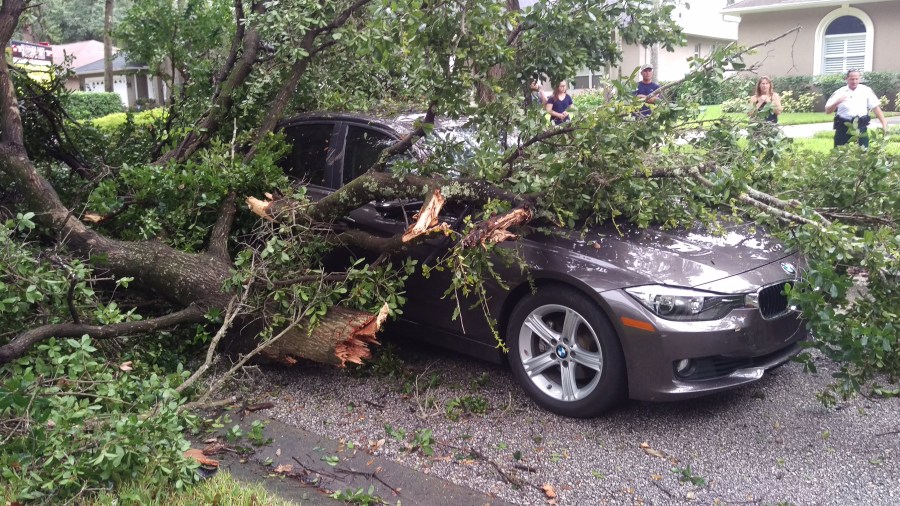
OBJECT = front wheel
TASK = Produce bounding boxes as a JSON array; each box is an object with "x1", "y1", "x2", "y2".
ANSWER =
[{"x1": 507, "y1": 285, "x2": 626, "y2": 417}]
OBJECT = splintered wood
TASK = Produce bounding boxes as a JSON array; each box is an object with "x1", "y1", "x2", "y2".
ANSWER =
[
  {"x1": 461, "y1": 206, "x2": 532, "y2": 248},
  {"x1": 401, "y1": 189, "x2": 450, "y2": 242},
  {"x1": 260, "y1": 303, "x2": 390, "y2": 367}
]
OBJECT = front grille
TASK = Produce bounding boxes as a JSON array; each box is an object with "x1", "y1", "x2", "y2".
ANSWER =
[
  {"x1": 683, "y1": 356, "x2": 753, "y2": 380},
  {"x1": 675, "y1": 344, "x2": 800, "y2": 381},
  {"x1": 758, "y1": 281, "x2": 791, "y2": 319}
]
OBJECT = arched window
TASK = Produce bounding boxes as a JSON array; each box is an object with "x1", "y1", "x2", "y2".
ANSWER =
[
  {"x1": 814, "y1": 7, "x2": 874, "y2": 75},
  {"x1": 823, "y1": 16, "x2": 866, "y2": 74}
]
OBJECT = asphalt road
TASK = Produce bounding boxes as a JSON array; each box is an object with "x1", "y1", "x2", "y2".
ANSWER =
[{"x1": 248, "y1": 338, "x2": 900, "y2": 506}]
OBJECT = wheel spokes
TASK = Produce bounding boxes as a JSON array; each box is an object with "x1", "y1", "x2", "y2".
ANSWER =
[
  {"x1": 560, "y1": 363, "x2": 578, "y2": 401},
  {"x1": 524, "y1": 313, "x2": 557, "y2": 347},
  {"x1": 523, "y1": 350, "x2": 557, "y2": 376},
  {"x1": 572, "y1": 349, "x2": 602, "y2": 372},
  {"x1": 561, "y1": 309, "x2": 579, "y2": 342}
]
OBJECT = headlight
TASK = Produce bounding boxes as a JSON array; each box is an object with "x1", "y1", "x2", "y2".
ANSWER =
[{"x1": 624, "y1": 285, "x2": 745, "y2": 321}]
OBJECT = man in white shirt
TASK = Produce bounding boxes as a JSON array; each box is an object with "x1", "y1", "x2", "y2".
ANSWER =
[{"x1": 825, "y1": 69, "x2": 888, "y2": 147}]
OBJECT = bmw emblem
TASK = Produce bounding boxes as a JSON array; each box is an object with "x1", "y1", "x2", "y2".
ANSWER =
[
  {"x1": 555, "y1": 345, "x2": 568, "y2": 359},
  {"x1": 780, "y1": 262, "x2": 796, "y2": 276}
]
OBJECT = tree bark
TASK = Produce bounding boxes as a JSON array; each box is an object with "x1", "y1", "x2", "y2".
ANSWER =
[
  {"x1": 104, "y1": 0, "x2": 115, "y2": 93},
  {"x1": 259, "y1": 304, "x2": 389, "y2": 367},
  {"x1": 158, "y1": 1, "x2": 266, "y2": 165}
]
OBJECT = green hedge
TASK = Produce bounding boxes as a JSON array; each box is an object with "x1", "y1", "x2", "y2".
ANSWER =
[
  {"x1": 674, "y1": 72, "x2": 900, "y2": 111},
  {"x1": 65, "y1": 91, "x2": 124, "y2": 120}
]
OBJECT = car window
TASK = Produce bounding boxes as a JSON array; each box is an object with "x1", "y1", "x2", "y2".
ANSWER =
[
  {"x1": 281, "y1": 123, "x2": 335, "y2": 186},
  {"x1": 343, "y1": 125, "x2": 398, "y2": 184}
]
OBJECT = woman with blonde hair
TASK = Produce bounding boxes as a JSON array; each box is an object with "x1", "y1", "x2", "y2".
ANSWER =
[{"x1": 749, "y1": 76, "x2": 782, "y2": 123}]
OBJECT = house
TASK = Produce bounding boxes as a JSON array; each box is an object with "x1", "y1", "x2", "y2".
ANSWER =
[
  {"x1": 53, "y1": 40, "x2": 168, "y2": 108},
  {"x1": 723, "y1": 0, "x2": 900, "y2": 76},
  {"x1": 611, "y1": 0, "x2": 740, "y2": 84},
  {"x1": 74, "y1": 54, "x2": 166, "y2": 109},
  {"x1": 568, "y1": 0, "x2": 739, "y2": 88}
]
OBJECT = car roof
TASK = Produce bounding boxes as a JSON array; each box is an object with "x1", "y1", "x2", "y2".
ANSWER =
[
  {"x1": 279, "y1": 112, "x2": 411, "y2": 136},
  {"x1": 279, "y1": 111, "x2": 470, "y2": 136}
]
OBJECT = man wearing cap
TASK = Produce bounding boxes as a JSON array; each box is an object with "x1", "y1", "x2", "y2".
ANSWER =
[
  {"x1": 825, "y1": 69, "x2": 887, "y2": 147},
  {"x1": 633, "y1": 64, "x2": 660, "y2": 117}
]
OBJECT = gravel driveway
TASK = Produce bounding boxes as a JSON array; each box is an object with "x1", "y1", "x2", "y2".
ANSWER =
[{"x1": 256, "y1": 338, "x2": 899, "y2": 505}]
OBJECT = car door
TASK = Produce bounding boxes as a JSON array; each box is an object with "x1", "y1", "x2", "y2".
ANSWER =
[{"x1": 280, "y1": 117, "x2": 495, "y2": 348}]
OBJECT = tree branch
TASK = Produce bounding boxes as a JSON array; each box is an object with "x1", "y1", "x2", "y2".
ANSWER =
[
  {"x1": 158, "y1": 1, "x2": 266, "y2": 165},
  {"x1": 208, "y1": 193, "x2": 237, "y2": 262},
  {"x1": 371, "y1": 101, "x2": 439, "y2": 172},
  {"x1": 688, "y1": 168, "x2": 827, "y2": 227},
  {"x1": 0, "y1": 305, "x2": 207, "y2": 364}
]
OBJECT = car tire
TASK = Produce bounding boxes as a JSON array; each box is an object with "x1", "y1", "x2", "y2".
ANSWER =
[{"x1": 507, "y1": 285, "x2": 626, "y2": 417}]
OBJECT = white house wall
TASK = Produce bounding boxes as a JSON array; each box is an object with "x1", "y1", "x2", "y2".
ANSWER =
[{"x1": 675, "y1": 0, "x2": 739, "y2": 40}]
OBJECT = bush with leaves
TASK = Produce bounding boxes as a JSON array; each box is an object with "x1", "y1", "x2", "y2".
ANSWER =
[
  {"x1": 0, "y1": 216, "x2": 199, "y2": 503},
  {"x1": 779, "y1": 90, "x2": 817, "y2": 113},
  {"x1": 748, "y1": 143, "x2": 899, "y2": 402},
  {"x1": 0, "y1": 336, "x2": 199, "y2": 503},
  {"x1": 720, "y1": 96, "x2": 748, "y2": 114},
  {"x1": 65, "y1": 92, "x2": 124, "y2": 120}
]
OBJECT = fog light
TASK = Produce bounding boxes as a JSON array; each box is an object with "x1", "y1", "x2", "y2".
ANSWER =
[{"x1": 674, "y1": 359, "x2": 694, "y2": 377}]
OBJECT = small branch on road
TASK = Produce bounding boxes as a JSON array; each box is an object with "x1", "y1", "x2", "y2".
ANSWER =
[{"x1": 651, "y1": 479, "x2": 676, "y2": 498}]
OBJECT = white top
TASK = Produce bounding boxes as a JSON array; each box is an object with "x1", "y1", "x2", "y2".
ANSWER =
[{"x1": 825, "y1": 84, "x2": 880, "y2": 119}]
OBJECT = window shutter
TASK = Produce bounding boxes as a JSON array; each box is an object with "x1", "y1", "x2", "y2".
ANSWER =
[
  {"x1": 846, "y1": 37, "x2": 866, "y2": 54},
  {"x1": 824, "y1": 38, "x2": 845, "y2": 56},
  {"x1": 822, "y1": 33, "x2": 867, "y2": 74},
  {"x1": 846, "y1": 55, "x2": 865, "y2": 69}
]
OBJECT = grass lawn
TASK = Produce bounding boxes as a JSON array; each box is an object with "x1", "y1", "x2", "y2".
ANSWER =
[
  {"x1": 791, "y1": 126, "x2": 900, "y2": 155},
  {"x1": 88, "y1": 472, "x2": 300, "y2": 506},
  {"x1": 697, "y1": 105, "x2": 835, "y2": 125},
  {"x1": 698, "y1": 104, "x2": 899, "y2": 126}
]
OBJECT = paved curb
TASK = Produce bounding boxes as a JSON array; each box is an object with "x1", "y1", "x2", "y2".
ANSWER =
[{"x1": 219, "y1": 413, "x2": 516, "y2": 506}]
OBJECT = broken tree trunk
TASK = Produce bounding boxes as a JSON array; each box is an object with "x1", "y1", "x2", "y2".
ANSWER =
[{"x1": 259, "y1": 303, "x2": 390, "y2": 367}]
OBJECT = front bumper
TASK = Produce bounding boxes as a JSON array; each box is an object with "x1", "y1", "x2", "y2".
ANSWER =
[{"x1": 601, "y1": 289, "x2": 807, "y2": 402}]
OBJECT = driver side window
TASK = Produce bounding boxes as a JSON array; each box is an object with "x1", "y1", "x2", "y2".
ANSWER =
[
  {"x1": 343, "y1": 126, "x2": 399, "y2": 185},
  {"x1": 281, "y1": 123, "x2": 334, "y2": 186}
]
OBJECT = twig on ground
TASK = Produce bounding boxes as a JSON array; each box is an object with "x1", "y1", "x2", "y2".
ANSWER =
[
  {"x1": 181, "y1": 395, "x2": 240, "y2": 412},
  {"x1": 651, "y1": 479, "x2": 676, "y2": 498}
]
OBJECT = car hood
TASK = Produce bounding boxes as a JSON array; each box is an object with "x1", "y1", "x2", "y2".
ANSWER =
[{"x1": 520, "y1": 220, "x2": 796, "y2": 291}]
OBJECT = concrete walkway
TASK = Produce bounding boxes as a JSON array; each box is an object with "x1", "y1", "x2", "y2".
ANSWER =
[{"x1": 782, "y1": 115, "x2": 900, "y2": 138}]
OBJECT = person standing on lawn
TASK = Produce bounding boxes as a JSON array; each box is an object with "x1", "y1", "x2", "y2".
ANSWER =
[
  {"x1": 633, "y1": 64, "x2": 660, "y2": 117},
  {"x1": 825, "y1": 69, "x2": 888, "y2": 147},
  {"x1": 545, "y1": 80, "x2": 573, "y2": 125},
  {"x1": 749, "y1": 76, "x2": 782, "y2": 123}
]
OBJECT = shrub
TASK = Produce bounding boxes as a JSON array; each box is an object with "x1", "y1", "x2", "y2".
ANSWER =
[
  {"x1": 720, "y1": 96, "x2": 748, "y2": 114},
  {"x1": 65, "y1": 91, "x2": 124, "y2": 120},
  {"x1": 779, "y1": 90, "x2": 817, "y2": 113},
  {"x1": 771, "y1": 75, "x2": 815, "y2": 95},
  {"x1": 814, "y1": 74, "x2": 847, "y2": 100},
  {"x1": 0, "y1": 337, "x2": 199, "y2": 503}
]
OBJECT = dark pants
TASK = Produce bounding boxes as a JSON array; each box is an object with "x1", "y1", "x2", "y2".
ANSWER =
[{"x1": 834, "y1": 115, "x2": 870, "y2": 147}]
